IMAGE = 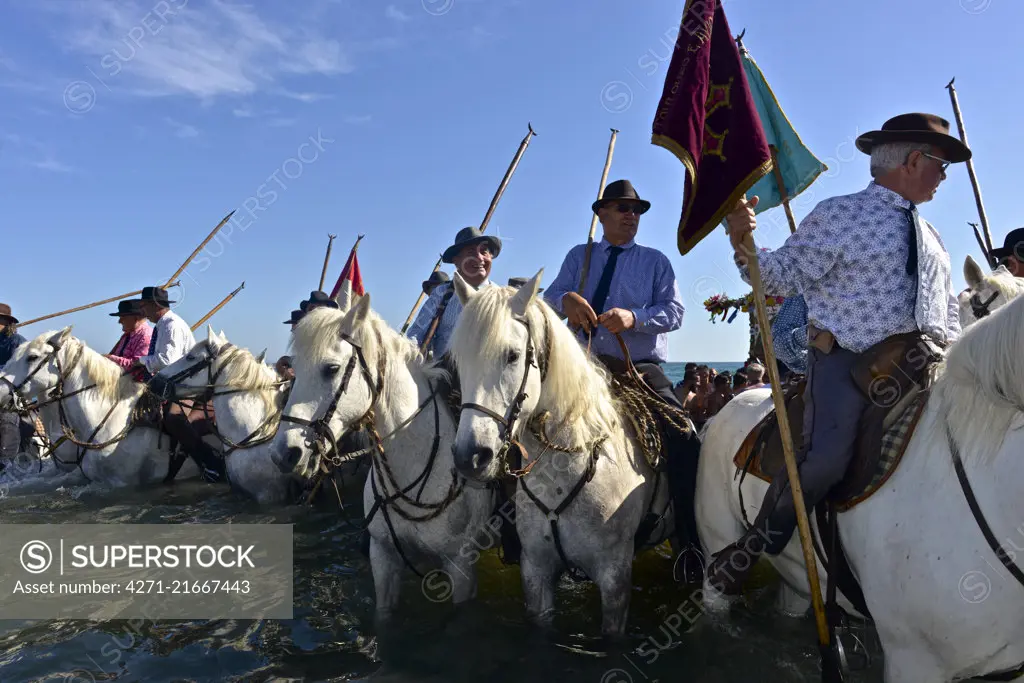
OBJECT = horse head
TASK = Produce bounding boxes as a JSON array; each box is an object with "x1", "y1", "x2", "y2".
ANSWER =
[
  {"x1": 448, "y1": 270, "x2": 547, "y2": 483},
  {"x1": 0, "y1": 327, "x2": 73, "y2": 405},
  {"x1": 958, "y1": 255, "x2": 1024, "y2": 329},
  {"x1": 149, "y1": 326, "x2": 230, "y2": 401},
  {"x1": 272, "y1": 295, "x2": 379, "y2": 480}
]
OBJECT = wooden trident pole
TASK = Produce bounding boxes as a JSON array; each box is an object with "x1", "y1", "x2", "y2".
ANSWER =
[
  {"x1": 401, "y1": 123, "x2": 538, "y2": 335},
  {"x1": 191, "y1": 281, "x2": 245, "y2": 332},
  {"x1": 318, "y1": 234, "x2": 338, "y2": 291},
  {"x1": 769, "y1": 145, "x2": 799, "y2": 234},
  {"x1": 577, "y1": 128, "x2": 619, "y2": 293},
  {"x1": 165, "y1": 210, "x2": 237, "y2": 287},
  {"x1": 946, "y1": 78, "x2": 996, "y2": 266},
  {"x1": 735, "y1": 201, "x2": 837, "y2": 677},
  {"x1": 19, "y1": 283, "x2": 181, "y2": 327}
]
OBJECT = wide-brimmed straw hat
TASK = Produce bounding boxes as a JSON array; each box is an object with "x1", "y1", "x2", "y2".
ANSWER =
[
  {"x1": 854, "y1": 112, "x2": 971, "y2": 162},
  {"x1": 441, "y1": 227, "x2": 502, "y2": 264},
  {"x1": 109, "y1": 299, "x2": 145, "y2": 317},
  {"x1": 0, "y1": 303, "x2": 18, "y2": 324}
]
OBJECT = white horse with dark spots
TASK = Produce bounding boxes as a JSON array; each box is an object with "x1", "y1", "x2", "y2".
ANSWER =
[
  {"x1": 697, "y1": 294, "x2": 1024, "y2": 681},
  {"x1": 149, "y1": 326, "x2": 293, "y2": 505},
  {"x1": 447, "y1": 270, "x2": 672, "y2": 638},
  {"x1": 958, "y1": 254, "x2": 1024, "y2": 328},
  {"x1": 270, "y1": 295, "x2": 494, "y2": 626},
  {"x1": 0, "y1": 327, "x2": 200, "y2": 488}
]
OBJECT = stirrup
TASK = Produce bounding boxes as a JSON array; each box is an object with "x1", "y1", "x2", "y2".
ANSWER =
[{"x1": 672, "y1": 544, "x2": 706, "y2": 584}]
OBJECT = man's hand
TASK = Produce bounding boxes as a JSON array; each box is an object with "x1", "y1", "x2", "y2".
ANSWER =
[
  {"x1": 725, "y1": 196, "x2": 759, "y2": 258},
  {"x1": 131, "y1": 358, "x2": 144, "y2": 369},
  {"x1": 598, "y1": 308, "x2": 635, "y2": 334},
  {"x1": 562, "y1": 292, "x2": 598, "y2": 333}
]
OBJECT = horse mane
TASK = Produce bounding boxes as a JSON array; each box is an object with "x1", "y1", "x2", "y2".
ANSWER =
[
  {"x1": 214, "y1": 342, "x2": 280, "y2": 416},
  {"x1": 289, "y1": 304, "x2": 423, "y2": 408},
  {"x1": 26, "y1": 332, "x2": 145, "y2": 403},
  {"x1": 931, "y1": 293, "x2": 1024, "y2": 466},
  {"x1": 978, "y1": 265, "x2": 1024, "y2": 300},
  {"x1": 449, "y1": 286, "x2": 624, "y2": 448}
]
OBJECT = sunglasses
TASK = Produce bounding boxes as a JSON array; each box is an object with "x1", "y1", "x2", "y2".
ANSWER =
[
  {"x1": 614, "y1": 203, "x2": 644, "y2": 215},
  {"x1": 919, "y1": 151, "x2": 951, "y2": 172}
]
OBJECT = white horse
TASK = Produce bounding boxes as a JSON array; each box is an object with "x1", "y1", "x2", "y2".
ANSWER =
[
  {"x1": 447, "y1": 271, "x2": 673, "y2": 638},
  {"x1": 150, "y1": 326, "x2": 293, "y2": 505},
  {"x1": 0, "y1": 328, "x2": 199, "y2": 487},
  {"x1": 271, "y1": 295, "x2": 495, "y2": 625},
  {"x1": 698, "y1": 294, "x2": 1024, "y2": 681},
  {"x1": 958, "y1": 254, "x2": 1024, "y2": 329}
]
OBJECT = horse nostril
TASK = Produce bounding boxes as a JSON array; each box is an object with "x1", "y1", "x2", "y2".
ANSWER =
[
  {"x1": 472, "y1": 446, "x2": 494, "y2": 472},
  {"x1": 276, "y1": 446, "x2": 303, "y2": 474}
]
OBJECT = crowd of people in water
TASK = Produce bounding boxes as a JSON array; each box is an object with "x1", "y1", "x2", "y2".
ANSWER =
[{"x1": 673, "y1": 360, "x2": 771, "y2": 428}]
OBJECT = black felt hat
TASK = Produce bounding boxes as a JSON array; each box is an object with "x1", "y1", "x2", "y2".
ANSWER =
[
  {"x1": 140, "y1": 286, "x2": 175, "y2": 307},
  {"x1": 283, "y1": 309, "x2": 306, "y2": 325},
  {"x1": 990, "y1": 227, "x2": 1024, "y2": 260},
  {"x1": 300, "y1": 291, "x2": 339, "y2": 312},
  {"x1": 855, "y1": 112, "x2": 971, "y2": 162},
  {"x1": 422, "y1": 270, "x2": 450, "y2": 294},
  {"x1": 592, "y1": 179, "x2": 651, "y2": 214},
  {"x1": 109, "y1": 299, "x2": 145, "y2": 317},
  {"x1": 441, "y1": 227, "x2": 502, "y2": 264}
]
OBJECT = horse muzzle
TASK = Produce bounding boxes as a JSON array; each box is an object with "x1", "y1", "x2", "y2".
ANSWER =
[{"x1": 451, "y1": 443, "x2": 498, "y2": 483}]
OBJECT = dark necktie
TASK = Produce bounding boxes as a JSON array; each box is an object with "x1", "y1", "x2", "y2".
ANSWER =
[
  {"x1": 116, "y1": 333, "x2": 130, "y2": 356},
  {"x1": 148, "y1": 326, "x2": 159, "y2": 355},
  {"x1": 904, "y1": 205, "x2": 919, "y2": 276},
  {"x1": 590, "y1": 246, "x2": 624, "y2": 315}
]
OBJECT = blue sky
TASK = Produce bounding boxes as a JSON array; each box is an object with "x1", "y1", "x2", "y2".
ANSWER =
[{"x1": 1, "y1": 0, "x2": 1020, "y2": 363}]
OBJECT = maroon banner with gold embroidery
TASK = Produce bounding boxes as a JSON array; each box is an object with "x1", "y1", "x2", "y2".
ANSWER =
[{"x1": 652, "y1": 0, "x2": 772, "y2": 255}]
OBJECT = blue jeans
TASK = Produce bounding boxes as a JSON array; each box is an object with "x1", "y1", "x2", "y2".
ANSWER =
[{"x1": 753, "y1": 345, "x2": 869, "y2": 555}]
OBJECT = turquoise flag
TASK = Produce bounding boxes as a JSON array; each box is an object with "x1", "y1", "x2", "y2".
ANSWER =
[{"x1": 740, "y1": 42, "x2": 827, "y2": 214}]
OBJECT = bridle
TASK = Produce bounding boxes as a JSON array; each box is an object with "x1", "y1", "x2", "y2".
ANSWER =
[
  {"x1": 458, "y1": 314, "x2": 549, "y2": 477},
  {"x1": 970, "y1": 290, "x2": 1000, "y2": 320},
  {"x1": 279, "y1": 328, "x2": 385, "y2": 472}
]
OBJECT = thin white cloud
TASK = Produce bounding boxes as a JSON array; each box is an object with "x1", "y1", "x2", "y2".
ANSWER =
[
  {"x1": 344, "y1": 114, "x2": 372, "y2": 125},
  {"x1": 2, "y1": 133, "x2": 75, "y2": 172},
  {"x1": 279, "y1": 89, "x2": 330, "y2": 103},
  {"x1": 165, "y1": 117, "x2": 198, "y2": 138},
  {"x1": 39, "y1": 0, "x2": 355, "y2": 102},
  {"x1": 386, "y1": 5, "x2": 411, "y2": 22},
  {"x1": 267, "y1": 117, "x2": 297, "y2": 127},
  {"x1": 232, "y1": 107, "x2": 256, "y2": 118},
  {"x1": 32, "y1": 159, "x2": 75, "y2": 173}
]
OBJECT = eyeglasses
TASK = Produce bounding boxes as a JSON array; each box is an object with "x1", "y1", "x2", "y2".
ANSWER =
[
  {"x1": 615, "y1": 203, "x2": 644, "y2": 215},
  {"x1": 920, "y1": 151, "x2": 951, "y2": 172}
]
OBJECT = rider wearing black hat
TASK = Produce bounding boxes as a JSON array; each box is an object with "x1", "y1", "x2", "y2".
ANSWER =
[{"x1": 991, "y1": 228, "x2": 1024, "y2": 277}]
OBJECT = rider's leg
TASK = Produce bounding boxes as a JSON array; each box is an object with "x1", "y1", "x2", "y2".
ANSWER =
[
  {"x1": 163, "y1": 400, "x2": 224, "y2": 481},
  {"x1": 705, "y1": 346, "x2": 869, "y2": 595}
]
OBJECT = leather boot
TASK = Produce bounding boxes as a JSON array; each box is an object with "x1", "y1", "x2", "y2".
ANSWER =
[
  {"x1": 189, "y1": 442, "x2": 226, "y2": 483},
  {"x1": 704, "y1": 525, "x2": 769, "y2": 596}
]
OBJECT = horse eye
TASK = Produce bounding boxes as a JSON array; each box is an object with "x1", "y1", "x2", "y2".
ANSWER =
[
  {"x1": 27, "y1": 354, "x2": 39, "y2": 362},
  {"x1": 506, "y1": 350, "x2": 521, "y2": 364},
  {"x1": 186, "y1": 354, "x2": 196, "y2": 361},
  {"x1": 322, "y1": 364, "x2": 341, "y2": 379}
]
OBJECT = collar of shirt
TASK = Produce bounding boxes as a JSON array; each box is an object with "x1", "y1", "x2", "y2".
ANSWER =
[
  {"x1": 600, "y1": 237, "x2": 636, "y2": 252},
  {"x1": 866, "y1": 180, "x2": 914, "y2": 211}
]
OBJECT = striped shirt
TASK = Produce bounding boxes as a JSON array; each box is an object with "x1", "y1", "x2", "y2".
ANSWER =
[
  {"x1": 740, "y1": 181, "x2": 961, "y2": 353},
  {"x1": 407, "y1": 280, "x2": 494, "y2": 357},
  {"x1": 544, "y1": 238, "x2": 685, "y2": 363}
]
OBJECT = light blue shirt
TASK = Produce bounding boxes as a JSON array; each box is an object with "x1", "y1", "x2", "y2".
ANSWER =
[
  {"x1": 407, "y1": 279, "x2": 493, "y2": 357},
  {"x1": 544, "y1": 238, "x2": 685, "y2": 363}
]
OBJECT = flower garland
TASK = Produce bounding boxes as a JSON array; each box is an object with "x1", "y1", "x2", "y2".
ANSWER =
[{"x1": 703, "y1": 292, "x2": 785, "y2": 323}]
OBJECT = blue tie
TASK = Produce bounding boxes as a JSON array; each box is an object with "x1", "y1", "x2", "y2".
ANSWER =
[
  {"x1": 148, "y1": 326, "x2": 159, "y2": 355},
  {"x1": 590, "y1": 246, "x2": 623, "y2": 315},
  {"x1": 905, "y1": 205, "x2": 918, "y2": 276}
]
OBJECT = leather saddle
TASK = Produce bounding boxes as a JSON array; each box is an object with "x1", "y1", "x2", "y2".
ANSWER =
[{"x1": 735, "y1": 332, "x2": 942, "y2": 508}]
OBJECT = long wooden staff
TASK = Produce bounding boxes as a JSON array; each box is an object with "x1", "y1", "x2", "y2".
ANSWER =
[
  {"x1": 165, "y1": 210, "x2": 236, "y2": 287},
  {"x1": 19, "y1": 282, "x2": 181, "y2": 327},
  {"x1": 946, "y1": 78, "x2": 996, "y2": 266},
  {"x1": 577, "y1": 128, "x2": 619, "y2": 293},
  {"x1": 769, "y1": 145, "x2": 799, "y2": 234},
  {"x1": 736, "y1": 205, "x2": 836, "y2": 676},
  {"x1": 969, "y1": 222, "x2": 991, "y2": 266},
  {"x1": 318, "y1": 234, "x2": 338, "y2": 291},
  {"x1": 402, "y1": 123, "x2": 538, "y2": 335},
  {"x1": 191, "y1": 281, "x2": 245, "y2": 332}
]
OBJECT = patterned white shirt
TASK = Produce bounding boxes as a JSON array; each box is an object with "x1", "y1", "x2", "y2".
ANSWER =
[
  {"x1": 739, "y1": 181, "x2": 961, "y2": 353},
  {"x1": 137, "y1": 309, "x2": 196, "y2": 374},
  {"x1": 407, "y1": 279, "x2": 494, "y2": 358}
]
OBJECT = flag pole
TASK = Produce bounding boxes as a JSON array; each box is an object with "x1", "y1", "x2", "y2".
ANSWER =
[
  {"x1": 318, "y1": 234, "x2": 338, "y2": 291},
  {"x1": 19, "y1": 283, "x2": 181, "y2": 327},
  {"x1": 402, "y1": 123, "x2": 537, "y2": 335},
  {"x1": 769, "y1": 145, "x2": 798, "y2": 234},
  {"x1": 577, "y1": 128, "x2": 619, "y2": 293},
  {"x1": 737, "y1": 209, "x2": 839, "y2": 680},
  {"x1": 946, "y1": 78, "x2": 996, "y2": 266},
  {"x1": 191, "y1": 281, "x2": 245, "y2": 332},
  {"x1": 165, "y1": 210, "x2": 236, "y2": 287}
]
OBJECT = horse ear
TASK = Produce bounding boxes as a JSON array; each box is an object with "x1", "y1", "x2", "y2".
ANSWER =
[
  {"x1": 333, "y1": 280, "x2": 352, "y2": 312},
  {"x1": 510, "y1": 268, "x2": 543, "y2": 318},
  {"x1": 339, "y1": 292, "x2": 371, "y2": 334},
  {"x1": 452, "y1": 272, "x2": 475, "y2": 306},
  {"x1": 255, "y1": 348, "x2": 267, "y2": 363},
  {"x1": 964, "y1": 255, "x2": 985, "y2": 288},
  {"x1": 48, "y1": 326, "x2": 73, "y2": 349}
]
